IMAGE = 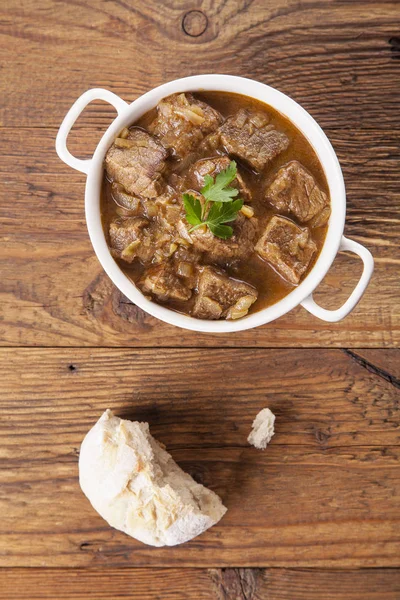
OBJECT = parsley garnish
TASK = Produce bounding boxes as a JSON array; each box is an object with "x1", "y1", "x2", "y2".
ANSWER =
[
  {"x1": 183, "y1": 160, "x2": 243, "y2": 240},
  {"x1": 201, "y1": 160, "x2": 240, "y2": 203}
]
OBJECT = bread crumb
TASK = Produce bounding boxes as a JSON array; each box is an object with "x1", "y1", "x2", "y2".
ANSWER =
[{"x1": 248, "y1": 408, "x2": 275, "y2": 450}]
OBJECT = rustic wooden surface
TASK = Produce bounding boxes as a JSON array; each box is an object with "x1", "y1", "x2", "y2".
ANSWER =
[
  {"x1": 2, "y1": 568, "x2": 400, "y2": 600},
  {"x1": 1, "y1": 349, "x2": 399, "y2": 569},
  {"x1": 0, "y1": 0, "x2": 399, "y2": 598},
  {"x1": 0, "y1": 0, "x2": 399, "y2": 347}
]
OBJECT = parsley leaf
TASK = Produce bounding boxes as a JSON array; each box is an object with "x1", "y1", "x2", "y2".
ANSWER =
[
  {"x1": 201, "y1": 160, "x2": 239, "y2": 203},
  {"x1": 184, "y1": 196, "x2": 244, "y2": 239},
  {"x1": 207, "y1": 199, "x2": 244, "y2": 226},
  {"x1": 182, "y1": 193, "x2": 202, "y2": 226},
  {"x1": 209, "y1": 223, "x2": 234, "y2": 239},
  {"x1": 200, "y1": 174, "x2": 214, "y2": 197},
  {"x1": 207, "y1": 199, "x2": 244, "y2": 240},
  {"x1": 183, "y1": 161, "x2": 245, "y2": 239}
]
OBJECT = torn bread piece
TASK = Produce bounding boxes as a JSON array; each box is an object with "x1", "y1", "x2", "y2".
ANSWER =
[
  {"x1": 79, "y1": 410, "x2": 227, "y2": 547},
  {"x1": 248, "y1": 408, "x2": 276, "y2": 450}
]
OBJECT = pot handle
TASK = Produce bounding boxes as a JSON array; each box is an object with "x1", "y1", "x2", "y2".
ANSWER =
[
  {"x1": 56, "y1": 88, "x2": 129, "y2": 174},
  {"x1": 300, "y1": 236, "x2": 374, "y2": 322}
]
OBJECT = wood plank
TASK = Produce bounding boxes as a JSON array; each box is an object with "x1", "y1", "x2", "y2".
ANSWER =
[
  {"x1": 1, "y1": 568, "x2": 400, "y2": 600},
  {"x1": 212, "y1": 568, "x2": 400, "y2": 600},
  {"x1": 0, "y1": 1, "x2": 399, "y2": 131},
  {"x1": 0, "y1": 128, "x2": 398, "y2": 347},
  {"x1": 0, "y1": 568, "x2": 216, "y2": 600},
  {"x1": 1, "y1": 242, "x2": 397, "y2": 347},
  {"x1": 1, "y1": 348, "x2": 399, "y2": 567},
  {"x1": 348, "y1": 349, "x2": 400, "y2": 383}
]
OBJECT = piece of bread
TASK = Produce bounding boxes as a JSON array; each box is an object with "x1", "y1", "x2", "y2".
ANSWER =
[
  {"x1": 247, "y1": 408, "x2": 275, "y2": 450},
  {"x1": 79, "y1": 410, "x2": 227, "y2": 547}
]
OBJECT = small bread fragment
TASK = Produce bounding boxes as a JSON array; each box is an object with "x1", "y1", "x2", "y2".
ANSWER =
[
  {"x1": 248, "y1": 408, "x2": 275, "y2": 450},
  {"x1": 79, "y1": 410, "x2": 227, "y2": 547}
]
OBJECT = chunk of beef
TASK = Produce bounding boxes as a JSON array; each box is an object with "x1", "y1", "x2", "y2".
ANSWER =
[
  {"x1": 218, "y1": 109, "x2": 289, "y2": 172},
  {"x1": 111, "y1": 182, "x2": 141, "y2": 213},
  {"x1": 193, "y1": 266, "x2": 257, "y2": 320},
  {"x1": 255, "y1": 216, "x2": 316, "y2": 285},
  {"x1": 105, "y1": 128, "x2": 168, "y2": 198},
  {"x1": 109, "y1": 217, "x2": 148, "y2": 263},
  {"x1": 148, "y1": 93, "x2": 222, "y2": 158},
  {"x1": 153, "y1": 186, "x2": 186, "y2": 232},
  {"x1": 182, "y1": 155, "x2": 251, "y2": 201},
  {"x1": 266, "y1": 161, "x2": 330, "y2": 226},
  {"x1": 109, "y1": 217, "x2": 173, "y2": 266},
  {"x1": 189, "y1": 212, "x2": 258, "y2": 265},
  {"x1": 308, "y1": 205, "x2": 331, "y2": 228},
  {"x1": 170, "y1": 241, "x2": 204, "y2": 280},
  {"x1": 139, "y1": 264, "x2": 192, "y2": 302},
  {"x1": 198, "y1": 131, "x2": 221, "y2": 155},
  {"x1": 173, "y1": 259, "x2": 198, "y2": 289}
]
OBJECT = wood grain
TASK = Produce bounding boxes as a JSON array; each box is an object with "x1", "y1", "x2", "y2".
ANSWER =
[
  {"x1": 1, "y1": 568, "x2": 400, "y2": 600},
  {"x1": 1, "y1": 348, "x2": 399, "y2": 567},
  {"x1": 211, "y1": 568, "x2": 400, "y2": 600},
  {"x1": 0, "y1": 0, "x2": 399, "y2": 130},
  {"x1": 349, "y1": 349, "x2": 400, "y2": 383},
  {"x1": 0, "y1": 568, "x2": 216, "y2": 599},
  {"x1": 0, "y1": 0, "x2": 399, "y2": 347},
  {"x1": 1, "y1": 0, "x2": 399, "y2": 594}
]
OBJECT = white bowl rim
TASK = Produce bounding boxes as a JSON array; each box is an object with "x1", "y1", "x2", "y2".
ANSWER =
[{"x1": 83, "y1": 74, "x2": 346, "y2": 333}]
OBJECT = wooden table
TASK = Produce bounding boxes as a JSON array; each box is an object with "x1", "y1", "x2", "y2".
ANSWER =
[{"x1": 1, "y1": 1, "x2": 399, "y2": 598}]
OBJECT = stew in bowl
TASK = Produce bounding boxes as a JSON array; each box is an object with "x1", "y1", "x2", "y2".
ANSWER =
[
  {"x1": 56, "y1": 75, "x2": 373, "y2": 332},
  {"x1": 102, "y1": 91, "x2": 331, "y2": 321}
]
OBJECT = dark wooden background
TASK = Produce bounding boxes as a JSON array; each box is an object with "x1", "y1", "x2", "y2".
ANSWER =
[{"x1": 0, "y1": 0, "x2": 399, "y2": 598}]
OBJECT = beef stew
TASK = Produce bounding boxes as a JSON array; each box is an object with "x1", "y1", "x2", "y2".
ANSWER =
[{"x1": 101, "y1": 91, "x2": 331, "y2": 320}]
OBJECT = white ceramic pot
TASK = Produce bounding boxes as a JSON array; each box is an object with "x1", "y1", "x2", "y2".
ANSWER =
[{"x1": 56, "y1": 74, "x2": 374, "y2": 333}]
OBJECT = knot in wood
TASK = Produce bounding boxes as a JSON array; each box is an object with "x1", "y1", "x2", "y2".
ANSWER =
[
  {"x1": 182, "y1": 10, "x2": 208, "y2": 37},
  {"x1": 315, "y1": 429, "x2": 330, "y2": 444}
]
